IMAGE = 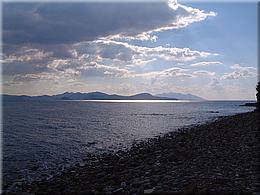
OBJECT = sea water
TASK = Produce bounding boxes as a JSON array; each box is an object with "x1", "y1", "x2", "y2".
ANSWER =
[{"x1": 2, "y1": 100, "x2": 255, "y2": 190}]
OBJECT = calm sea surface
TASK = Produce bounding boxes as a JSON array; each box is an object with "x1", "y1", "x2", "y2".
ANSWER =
[{"x1": 2, "y1": 100, "x2": 254, "y2": 190}]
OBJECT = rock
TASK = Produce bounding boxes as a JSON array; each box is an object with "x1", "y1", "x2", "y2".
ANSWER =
[
  {"x1": 96, "y1": 171, "x2": 106, "y2": 178},
  {"x1": 195, "y1": 187, "x2": 209, "y2": 195},
  {"x1": 103, "y1": 185, "x2": 113, "y2": 193},
  {"x1": 30, "y1": 165, "x2": 39, "y2": 171},
  {"x1": 144, "y1": 188, "x2": 154, "y2": 194},
  {"x1": 79, "y1": 162, "x2": 85, "y2": 167},
  {"x1": 113, "y1": 187, "x2": 124, "y2": 193},
  {"x1": 183, "y1": 184, "x2": 198, "y2": 195},
  {"x1": 77, "y1": 190, "x2": 97, "y2": 194},
  {"x1": 121, "y1": 182, "x2": 127, "y2": 188},
  {"x1": 131, "y1": 179, "x2": 143, "y2": 188}
]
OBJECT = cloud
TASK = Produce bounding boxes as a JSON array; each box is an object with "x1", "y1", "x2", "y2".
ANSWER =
[
  {"x1": 47, "y1": 57, "x2": 133, "y2": 78},
  {"x1": 2, "y1": 1, "x2": 218, "y2": 86},
  {"x1": 130, "y1": 58, "x2": 157, "y2": 67},
  {"x1": 3, "y1": 1, "x2": 216, "y2": 45},
  {"x1": 221, "y1": 64, "x2": 257, "y2": 80},
  {"x1": 45, "y1": 50, "x2": 210, "y2": 80},
  {"x1": 2, "y1": 60, "x2": 53, "y2": 76},
  {"x1": 12, "y1": 73, "x2": 59, "y2": 83},
  {"x1": 135, "y1": 67, "x2": 193, "y2": 79},
  {"x1": 3, "y1": 39, "x2": 218, "y2": 84},
  {"x1": 190, "y1": 61, "x2": 222, "y2": 67},
  {"x1": 80, "y1": 63, "x2": 133, "y2": 78},
  {"x1": 2, "y1": 47, "x2": 55, "y2": 75},
  {"x1": 221, "y1": 70, "x2": 254, "y2": 80},
  {"x1": 209, "y1": 78, "x2": 224, "y2": 91},
  {"x1": 107, "y1": 0, "x2": 216, "y2": 42},
  {"x1": 7, "y1": 67, "x2": 80, "y2": 85},
  {"x1": 74, "y1": 39, "x2": 216, "y2": 64},
  {"x1": 2, "y1": 0, "x2": 221, "y2": 96},
  {"x1": 107, "y1": 32, "x2": 158, "y2": 43},
  {"x1": 192, "y1": 70, "x2": 216, "y2": 77},
  {"x1": 3, "y1": 47, "x2": 53, "y2": 63},
  {"x1": 230, "y1": 63, "x2": 257, "y2": 71},
  {"x1": 145, "y1": 1, "x2": 217, "y2": 33}
]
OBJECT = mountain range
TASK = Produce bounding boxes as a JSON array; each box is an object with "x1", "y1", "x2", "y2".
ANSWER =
[{"x1": 3, "y1": 92, "x2": 204, "y2": 101}]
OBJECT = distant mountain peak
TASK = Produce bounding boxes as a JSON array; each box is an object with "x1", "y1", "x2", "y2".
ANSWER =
[{"x1": 131, "y1": 93, "x2": 153, "y2": 97}]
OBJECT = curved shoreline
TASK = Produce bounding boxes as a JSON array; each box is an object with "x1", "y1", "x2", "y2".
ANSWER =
[{"x1": 12, "y1": 112, "x2": 260, "y2": 194}]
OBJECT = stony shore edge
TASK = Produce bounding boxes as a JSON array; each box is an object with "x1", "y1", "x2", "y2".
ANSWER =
[{"x1": 14, "y1": 112, "x2": 260, "y2": 194}]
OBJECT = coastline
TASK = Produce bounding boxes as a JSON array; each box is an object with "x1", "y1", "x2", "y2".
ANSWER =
[{"x1": 16, "y1": 111, "x2": 260, "y2": 194}]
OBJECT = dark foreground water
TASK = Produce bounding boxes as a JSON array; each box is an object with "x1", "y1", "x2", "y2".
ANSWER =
[{"x1": 2, "y1": 100, "x2": 254, "y2": 191}]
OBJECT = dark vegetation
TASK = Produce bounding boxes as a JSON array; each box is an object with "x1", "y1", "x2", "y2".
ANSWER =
[{"x1": 256, "y1": 82, "x2": 260, "y2": 112}]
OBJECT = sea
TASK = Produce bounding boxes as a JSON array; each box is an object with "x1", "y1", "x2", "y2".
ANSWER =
[{"x1": 2, "y1": 100, "x2": 255, "y2": 191}]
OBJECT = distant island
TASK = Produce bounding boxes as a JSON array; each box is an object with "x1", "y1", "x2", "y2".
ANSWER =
[
  {"x1": 2, "y1": 91, "x2": 205, "y2": 101},
  {"x1": 240, "y1": 102, "x2": 257, "y2": 107},
  {"x1": 156, "y1": 92, "x2": 205, "y2": 101}
]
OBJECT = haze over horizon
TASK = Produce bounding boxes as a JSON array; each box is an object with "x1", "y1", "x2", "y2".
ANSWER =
[{"x1": 2, "y1": 0, "x2": 258, "y2": 100}]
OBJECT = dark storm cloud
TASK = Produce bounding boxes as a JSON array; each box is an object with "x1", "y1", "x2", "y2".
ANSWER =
[{"x1": 3, "y1": 2, "x2": 178, "y2": 45}]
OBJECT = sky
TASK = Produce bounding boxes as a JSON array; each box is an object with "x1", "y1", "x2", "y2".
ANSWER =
[{"x1": 1, "y1": 0, "x2": 258, "y2": 100}]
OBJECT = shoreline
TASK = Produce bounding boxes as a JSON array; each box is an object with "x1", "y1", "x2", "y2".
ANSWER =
[{"x1": 11, "y1": 111, "x2": 260, "y2": 194}]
